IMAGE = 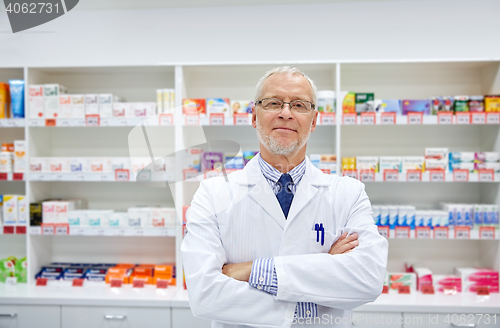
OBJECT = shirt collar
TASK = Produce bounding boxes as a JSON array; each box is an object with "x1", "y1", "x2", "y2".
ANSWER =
[{"x1": 258, "y1": 153, "x2": 306, "y2": 184}]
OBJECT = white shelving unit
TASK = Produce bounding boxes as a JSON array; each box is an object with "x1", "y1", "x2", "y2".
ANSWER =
[{"x1": 1, "y1": 61, "x2": 500, "y2": 327}]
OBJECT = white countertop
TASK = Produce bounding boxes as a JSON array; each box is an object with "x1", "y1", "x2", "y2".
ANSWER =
[{"x1": 1, "y1": 284, "x2": 499, "y2": 313}]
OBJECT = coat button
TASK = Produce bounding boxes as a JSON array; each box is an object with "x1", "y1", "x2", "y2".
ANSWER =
[
  {"x1": 306, "y1": 310, "x2": 311, "y2": 315},
  {"x1": 259, "y1": 277, "x2": 264, "y2": 282}
]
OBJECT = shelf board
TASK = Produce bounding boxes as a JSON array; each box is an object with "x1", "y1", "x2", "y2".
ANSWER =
[
  {"x1": 29, "y1": 172, "x2": 174, "y2": 182},
  {"x1": 29, "y1": 226, "x2": 176, "y2": 237},
  {"x1": 28, "y1": 117, "x2": 174, "y2": 128}
]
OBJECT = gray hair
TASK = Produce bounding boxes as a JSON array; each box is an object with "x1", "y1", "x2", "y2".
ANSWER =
[{"x1": 254, "y1": 66, "x2": 318, "y2": 105}]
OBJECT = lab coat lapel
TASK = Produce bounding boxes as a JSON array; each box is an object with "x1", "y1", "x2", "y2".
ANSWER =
[{"x1": 243, "y1": 155, "x2": 286, "y2": 230}]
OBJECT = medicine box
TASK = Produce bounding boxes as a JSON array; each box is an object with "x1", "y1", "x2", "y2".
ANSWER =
[
  {"x1": 29, "y1": 85, "x2": 44, "y2": 118},
  {"x1": 98, "y1": 94, "x2": 120, "y2": 118},
  {"x1": 402, "y1": 100, "x2": 430, "y2": 115},
  {"x1": 206, "y1": 98, "x2": 230, "y2": 116},
  {"x1": 356, "y1": 156, "x2": 378, "y2": 172},
  {"x1": 85, "y1": 94, "x2": 99, "y2": 115},
  {"x1": 17, "y1": 196, "x2": 28, "y2": 225},
  {"x1": 183, "y1": 99, "x2": 206, "y2": 115},
  {"x1": 14, "y1": 140, "x2": 26, "y2": 173},
  {"x1": 231, "y1": 101, "x2": 253, "y2": 115},
  {"x1": 3, "y1": 195, "x2": 18, "y2": 225},
  {"x1": 59, "y1": 95, "x2": 72, "y2": 118},
  {"x1": 133, "y1": 102, "x2": 156, "y2": 118},
  {"x1": 401, "y1": 157, "x2": 424, "y2": 172},
  {"x1": 379, "y1": 157, "x2": 401, "y2": 172},
  {"x1": 425, "y1": 158, "x2": 448, "y2": 171},
  {"x1": 30, "y1": 157, "x2": 50, "y2": 172},
  {"x1": 425, "y1": 148, "x2": 448, "y2": 160},
  {"x1": 485, "y1": 95, "x2": 500, "y2": 112},
  {"x1": 71, "y1": 95, "x2": 85, "y2": 118}
]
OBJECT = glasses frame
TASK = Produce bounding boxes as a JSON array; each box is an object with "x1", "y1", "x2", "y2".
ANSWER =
[{"x1": 256, "y1": 98, "x2": 316, "y2": 113}]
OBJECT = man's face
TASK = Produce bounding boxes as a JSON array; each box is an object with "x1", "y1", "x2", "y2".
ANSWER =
[{"x1": 252, "y1": 73, "x2": 318, "y2": 156}]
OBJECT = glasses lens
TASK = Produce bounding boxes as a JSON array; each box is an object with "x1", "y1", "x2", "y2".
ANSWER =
[
  {"x1": 261, "y1": 99, "x2": 283, "y2": 111},
  {"x1": 290, "y1": 101, "x2": 311, "y2": 113}
]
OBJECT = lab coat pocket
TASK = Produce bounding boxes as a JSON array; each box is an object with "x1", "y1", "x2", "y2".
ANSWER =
[{"x1": 309, "y1": 230, "x2": 337, "y2": 254}]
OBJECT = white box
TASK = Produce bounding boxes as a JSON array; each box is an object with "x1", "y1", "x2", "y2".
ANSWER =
[
  {"x1": 17, "y1": 196, "x2": 28, "y2": 225},
  {"x1": 379, "y1": 157, "x2": 401, "y2": 172},
  {"x1": 59, "y1": 95, "x2": 72, "y2": 118},
  {"x1": 162, "y1": 89, "x2": 175, "y2": 113},
  {"x1": 113, "y1": 103, "x2": 130, "y2": 117},
  {"x1": 109, "y1": 212, "x2": 128, "y2": 227},
  {"x1": 449, "y1": 152, "x2": 475, "y2": 163},
  {"x1": 29, "y1": 85, "x2": 44, "y2": 118},
  {"x1": 401, "y1": 156, "x2": 425, "y2": 172},
  {"x1": 44, "y1": 96, "x2": 60, "y2": 119},
  {"x1": 43, "y1": 84, "x2": 66, "y2": 96},
  {"x1": 14, "y1": 140, "x2": 26, "y2": 173},
  {"x1": 388, "y1": 272, "x2": 417, "y2": 293},
  {"x1": 151, "y1": 207, "x2": 177, "y2": 227},
  {"x1": 85, "y1": 94, "x2": 99, "y2": 115},
  {"x1": 111, "y1": 157, "x2": 132, "y2": 172},
  {"x1": 0, "y1": 152, "x2": 13, "y2": 173},
  {"x1": 157, "y1": 89, "x2": 163, "y2": 113},
  {"x1": 425, "y1": 158, "x2": 447, "y2": 171},
  {"x1": 42, "y1": 201, "x2": 57, "y2": 224},
  {"x1": 425, "y1": 148, "x2": 448, "y2": 160},
  {"x1": 449, "y1": 162, "x2": 475, "y2": 173},
  {"x1": 130, "y1": 157, "x2": 152, "y2": 175},
  {"x1": 3, "y1": 195, "x2": 18, "y2": 225},
  {"x1": 49, "y1": 157, "x2": 70, "y2": 173},
  {"x1": 133, "y1": 103, "x2": 156, "y2": 118},
  {"x1": 127, "y1": 207, "x2": 152, "y2": 227},
  {"x1": 54, "y1": 201, "x2": 76, "y2": 224},
  {"x1": 475, "y1": 162, "x2": 500, "y2": 172},
  {"x1": 69, "y1": 158, "x2": 90, "y2": 173},
  {"x1": 89, "y1": 158, "x2": 112, "y2": 173},
  {"x1": 30, "y1": 157, "x2": 50, "y2": 173},
  {"x1": 99, "y1": 94, "x2": 119, "y2": 118},
  {"x1": 356, "y1": 156, "x2": 378, "y2": 172},
  {"x1": 68, "y1": 210, "x2": 89, "y2": 227},
  {"x1": 88, "y1": 210, "x2": 114, "y2": 227},
  {"x1": 71, "y1": 95, "x2": 85, "y2": 118}
]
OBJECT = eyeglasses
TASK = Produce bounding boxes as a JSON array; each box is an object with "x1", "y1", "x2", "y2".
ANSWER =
[{"x1": 256, "y1": 98, "x2": 315, "y2": 114}]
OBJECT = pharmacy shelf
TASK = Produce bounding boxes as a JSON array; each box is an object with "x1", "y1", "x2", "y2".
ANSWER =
[
  {"x1": 350, "y1": 171, "x2": 499, "y2": 183},
  {"x1": 29, "y1": 226, "x2": 176, "y2": 237},
  {"x1": 382, "y1": 228, "x2": 499, "y2": 240},
  {"x1": 0, "y1": 283, "x2": 176, "y2": 308},
  {"x1": 28, "y1": 117, "x2": 174, "y2": 128},
  {"x1": 181, "y1": 113, "x2": 336, "y2": 126},
  {"x1": 28, "y1": 172, "x2": 174, "y2": 182},
  {"x1": 0, "y1": 119, "x2": 25, "y2": 127},
  {"x1": 339, "y1": 113, "x2": 500, "y2": 125}
]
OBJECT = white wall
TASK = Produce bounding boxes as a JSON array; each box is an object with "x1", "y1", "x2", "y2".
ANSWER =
[{"x1": 0, "y1": 0, "x2": 499, "y2": 67}]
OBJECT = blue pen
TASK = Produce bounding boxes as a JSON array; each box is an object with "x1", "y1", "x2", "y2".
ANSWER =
[
  {"x1": 320, "y1": 223, "x2": 325, "y2": 246},
  {"x1": 315, "y1": 223, "x2": 319, "y2": 242}
]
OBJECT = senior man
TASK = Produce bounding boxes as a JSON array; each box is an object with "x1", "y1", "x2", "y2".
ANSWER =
[{"x1": 181, "y1": 66, "x2": 388, "y2": 328}]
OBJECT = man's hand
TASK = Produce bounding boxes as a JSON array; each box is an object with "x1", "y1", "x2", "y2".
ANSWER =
[
  {"x1": 222, "y1": 261, "x2": 253, "y2": 282},
  {"x1": 329, "y1": 232, "x2": 359, "y2": 255}
]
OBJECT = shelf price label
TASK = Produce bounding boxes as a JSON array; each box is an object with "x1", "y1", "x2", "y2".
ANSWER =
[
  {"x1": 36, "y1": 278, "x2": 48, "y2": 286},
  {"x1": 45, "y1": 119, "x2": 56, "y2": 126},
  {"x1": 58, "y1": 118, "x2": 71, "y2": 127},
  {"x1": 395, "y1": 226, "x2": 410, "y2": 239},
  {"x1": 478, "y1": 169, "x2": 494, "y2": 182},
  {"x1": 471, "y1": 112, "x2": 486, "y2": 124},
  {"x1": 5, "y1": 276, "x2": 17, "y2": 286},
  {"x1": 29, "y1": 226, "x2": 42, "y2": 235},
  {"x1": 110, "y1": 279, "x2": 122, "y2": 288},
  {"x1": 156, "y1": 279, "x2": 168, "y2": 289},
  {"x1": 428, "y1": 170, "x2": 445, "y2": 182},
  {"x1": 455, "y1": 112, "x2": 470, "y2": 124},
  {"x1": 438, "y1": 112, "x2": 453, "y2": 124},
  {"x1": 453, "y1": 169, "x2": 469, "y2": 182},
  {"x1": 233, "y1": 113, "x2": 250, "y2": 125},
  {"x1": 486, "y1": 112, "x2": 500, "y2": 124},
  {"x1": 209, "y1": 113, "x2": 224, "y2": 125},
  {"x1": 204, "y1": 170, "x2": 219, "y2": 179},
  {"x1": 421, "y1": 285, "x2": 435, "y2": 294},
  {"x1": 13, "y1": 173, "x2": 23, "y2": 181},
  {"x1": 3, "y1": 226, "x2": 14, "y2": 234},
  {"x1": 132, "y1": 279, "x2": 145, "y2": 288},
  {"x1": 183, "y1": 169, "x2": 199, "y2": 180},
  {"x1": 0, "y1": 173, "x2": 7, "y2": 180},
  {"x1": 360, "y1": 112, "x2": 376, "y2": 125},
  {"x1": 159, "y1": 113, "x2": 173, "y2": 126},
  {"x1": 383, "y1": 169, "x2": 399, "y2": 182},
  {"x1": 320, "y1": 113, "x2": 335, "y2": 125},
  {"x1": 479, "y1": 226, "x2": 495, "y2": 239},
  {"x1": 455, "y1": 226, "x2": 470, "y2": 239},
  {"x1": 29, "y1": 119, "x2": 45, "y2": 127},
  {"x1": 407, "y1": 112, "x2": 423, "y2": 125},
  {"x1": 115, "y1": 169, "x2": 130, "y2": 181},
  {"x1": 434, "y1": 226, "x2": 449, "y2": 239},
  {"x1": 42, "y1": 224, "x2": 55, "y2": 235},
  {"x1": 406, "y1": 169, "x2": 422, "y2": 182},
  {"x1": 380, "y1": 112, "x2": 396, "y2": 125},
  {"x1": 342, "y1": 113, "x2": 357, "y2": 125},
  {"x1": 382, "y1": 286, "x2": 389, "y2": 294},
  {"x1": 15, "y1": 226, "x2": 26, "y2": 234},
  {"x1": 85, "y1": 114, "x2": 100, "y2": 126},
  {"x1": 476, "y1": 286, "x2": 490, "y2": 296},
  {"x1": 416, "y1": 226, "x2": 431, "y2": 239},
  {"x1": 359, "y1": 170, "x2": 375, "y2": 182},
  {"x1": 72, "y1": 279, "x2": 84, "y2": 287},
  {"x1": 343, "y1": 170, "x2": 357, "y2": 180},
  {"x1": 398, "y1": 286, "x2": 410, "y2": 294},
  {"x1": 184, "y1": 114, "x2": 200, "y2": 126},
  {"x1": 377, "y1": 226, "x2": 389, "y2": 239},
  {"x1": 55, "y1": 224, "x2": 69, "y2": 235}
]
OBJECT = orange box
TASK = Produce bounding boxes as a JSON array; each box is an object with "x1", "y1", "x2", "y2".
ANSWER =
[
  {"x1": 115, "y1": 263, "x2": 135, "y2": 268},
  {"x1": 105, "y1": 267, "x2": 133, "y2": 284},
  {"x1": 182, "y1": 99, "x2": 206, "y2": 115},
  {"x1": 154, "y1": 276, "x2": 175, "y2": 285},
  {"x1": 155, "y1": 264, "x2": 175, "y2": 278},
  {"x1": 131, "y1": 275, "x2": 154, "y2": 285},
  {"x1": 134, "y1": 266, "x2": 153, "y2": 276}
]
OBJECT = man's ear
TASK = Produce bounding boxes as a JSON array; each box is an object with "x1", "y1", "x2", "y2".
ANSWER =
[
  {"x1": 252, "y1": 105, "x2": 257, "y2": 128},
  {"x1": 310, "y1": 110, "x2": 319, "y2": 132}
]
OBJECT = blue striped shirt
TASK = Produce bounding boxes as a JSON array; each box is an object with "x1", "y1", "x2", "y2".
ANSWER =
[{"x1": 248, "y1": 155, "x2": 318, "y2": 319}]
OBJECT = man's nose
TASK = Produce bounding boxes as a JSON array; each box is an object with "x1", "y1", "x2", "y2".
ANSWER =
[{"x1": 279, "y1": 103, "x2": 293, "y2": 119}]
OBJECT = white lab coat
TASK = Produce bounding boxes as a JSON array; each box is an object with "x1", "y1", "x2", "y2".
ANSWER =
[{"x1": 181, "y1": 154, "x2": 388, "y2": 328}]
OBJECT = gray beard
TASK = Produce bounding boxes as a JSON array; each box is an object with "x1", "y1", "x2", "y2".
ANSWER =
[{"x1": 256, "y1": 119, "x2": 310, "y2": 157}]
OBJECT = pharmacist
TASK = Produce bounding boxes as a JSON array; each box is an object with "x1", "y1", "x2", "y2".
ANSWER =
[{"x1": 181, "y1": 67, "x2": 388, "y2": 328}]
